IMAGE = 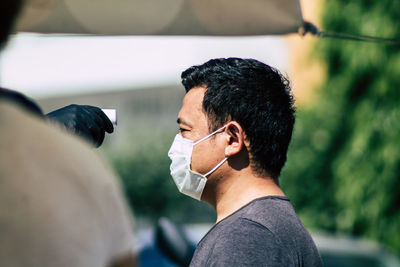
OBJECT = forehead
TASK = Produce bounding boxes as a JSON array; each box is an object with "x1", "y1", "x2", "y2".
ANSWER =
[{"x1": 178, "y1": 86, "x2": 208, "y2": 128}]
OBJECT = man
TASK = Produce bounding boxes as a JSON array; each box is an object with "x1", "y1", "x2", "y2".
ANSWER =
[
  {"x1": 168, "y1": 58, "x2": 323, "y2": 266},
  {"x1": 0, "y1": 1, "x2": 136, "y2": 266}
]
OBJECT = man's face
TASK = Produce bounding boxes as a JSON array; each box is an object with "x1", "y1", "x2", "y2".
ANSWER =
[{"x1": 177, "y1": 86, "x2": 226, "y2": 176}]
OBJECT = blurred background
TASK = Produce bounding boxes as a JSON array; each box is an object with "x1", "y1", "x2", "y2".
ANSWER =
[{"x1": 1, "y1": 0, "x2": 400, "y2": 265}]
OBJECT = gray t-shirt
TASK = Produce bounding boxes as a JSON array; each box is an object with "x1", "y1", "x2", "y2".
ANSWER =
[{"x1": 190, "y1": 196, "x2": 322, "y2": 267}]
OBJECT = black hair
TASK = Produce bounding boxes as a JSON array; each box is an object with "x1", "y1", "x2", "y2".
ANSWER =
[
  {"x1": 0, "y1": 0, "x2": 24, "y2": 46},
  {"x1": 181, "y1": 58, "x2": 295, "y2": 179}
]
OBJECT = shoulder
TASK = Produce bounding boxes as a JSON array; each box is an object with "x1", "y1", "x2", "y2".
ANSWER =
[
  {"x1": 240, "y1": 196, "x2": 307, "y2": 237},
  {"x1": 199, "y1": 197, "x2": 295, "y2": 252},
  {"x1": 213, "y1": 217, "x2": 282, "y2": 250},
  {"x1": 241, "y1": 196, "x2": 294, "y2": 221},
  {"x1": 193, "y1": 218, "x2": 292, "y2": 267},
  {"x1": 191, "y1": 197, "x2": 323, "y2": 267}
]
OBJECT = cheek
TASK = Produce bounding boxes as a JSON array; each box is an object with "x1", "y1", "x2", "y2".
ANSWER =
[
  {"x1": 190, "y1": 145, "x2": 203, "y2": 172},
  {"x1": 190, "y1": 141, "x2": 222, "y2": 173},
  {"x1": 190, "y1": 142, "x2": 214, "y2": 174}
]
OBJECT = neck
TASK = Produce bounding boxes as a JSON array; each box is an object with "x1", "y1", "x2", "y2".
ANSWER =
[{"x1": 204, "y1": 168, "x2": 285, "y2": 223}]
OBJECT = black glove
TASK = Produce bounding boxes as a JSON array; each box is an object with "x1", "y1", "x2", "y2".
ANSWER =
[{"x1": 46, "y1": 104, "x2": 114, "y2": 148}]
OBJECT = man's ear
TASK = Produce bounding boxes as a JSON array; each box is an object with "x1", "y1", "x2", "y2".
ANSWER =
[{"x1": 224, "y1": 121, "x2": 245, "y2": 157}]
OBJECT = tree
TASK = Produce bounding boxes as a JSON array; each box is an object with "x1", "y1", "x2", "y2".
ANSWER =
[{"x1": 281, "y1": 0, "x2": 400, "y2": 253}]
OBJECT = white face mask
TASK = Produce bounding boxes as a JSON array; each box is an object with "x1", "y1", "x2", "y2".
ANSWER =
[{"x1": 168, "y1": 126, "x2": 228, "y2": 200}]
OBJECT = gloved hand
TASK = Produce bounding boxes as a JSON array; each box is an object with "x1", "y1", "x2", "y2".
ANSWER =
[{"x1": 46, "y1": 104, "x2": 114, "y2": 147}]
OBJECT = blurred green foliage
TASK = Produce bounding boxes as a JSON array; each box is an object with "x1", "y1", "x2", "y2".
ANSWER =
[{"x1": 281, "y1": 0, "x2": 400, "y2": 253}]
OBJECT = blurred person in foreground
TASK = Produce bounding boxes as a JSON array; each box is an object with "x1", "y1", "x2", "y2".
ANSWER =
[
  {"x1": 0, "y1": 1, "x2": 136, "y2": 266},
  {"x1": 0, "y1": 9, "x2": 113, "y2": 148},
  {"x1": 168, "y1": 58, "x2": 323, "y2": 266}
]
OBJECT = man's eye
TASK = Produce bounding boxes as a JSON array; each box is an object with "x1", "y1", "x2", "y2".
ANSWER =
[{"x1": 179, "y1": 128, "x2": 188, "y2": 133}]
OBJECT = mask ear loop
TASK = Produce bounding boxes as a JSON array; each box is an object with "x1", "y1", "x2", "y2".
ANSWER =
[
  {"x1": 194, "y1": 125, "x2": 227, "y2": 145},
  {"x1": 193, "y1": 125, "x2": 228, "y2": 177},
  {"x1": 204, "y1": 157, "x2": 228, "y2": 177}
]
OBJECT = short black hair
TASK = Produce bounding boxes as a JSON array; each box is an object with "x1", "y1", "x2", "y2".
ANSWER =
[
  {"x1": 0, "y1": 0, "x2": 24, "y2": 46},
  {"x1": 181, "y1": 58, "x2": 295, "y2": 179}
]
